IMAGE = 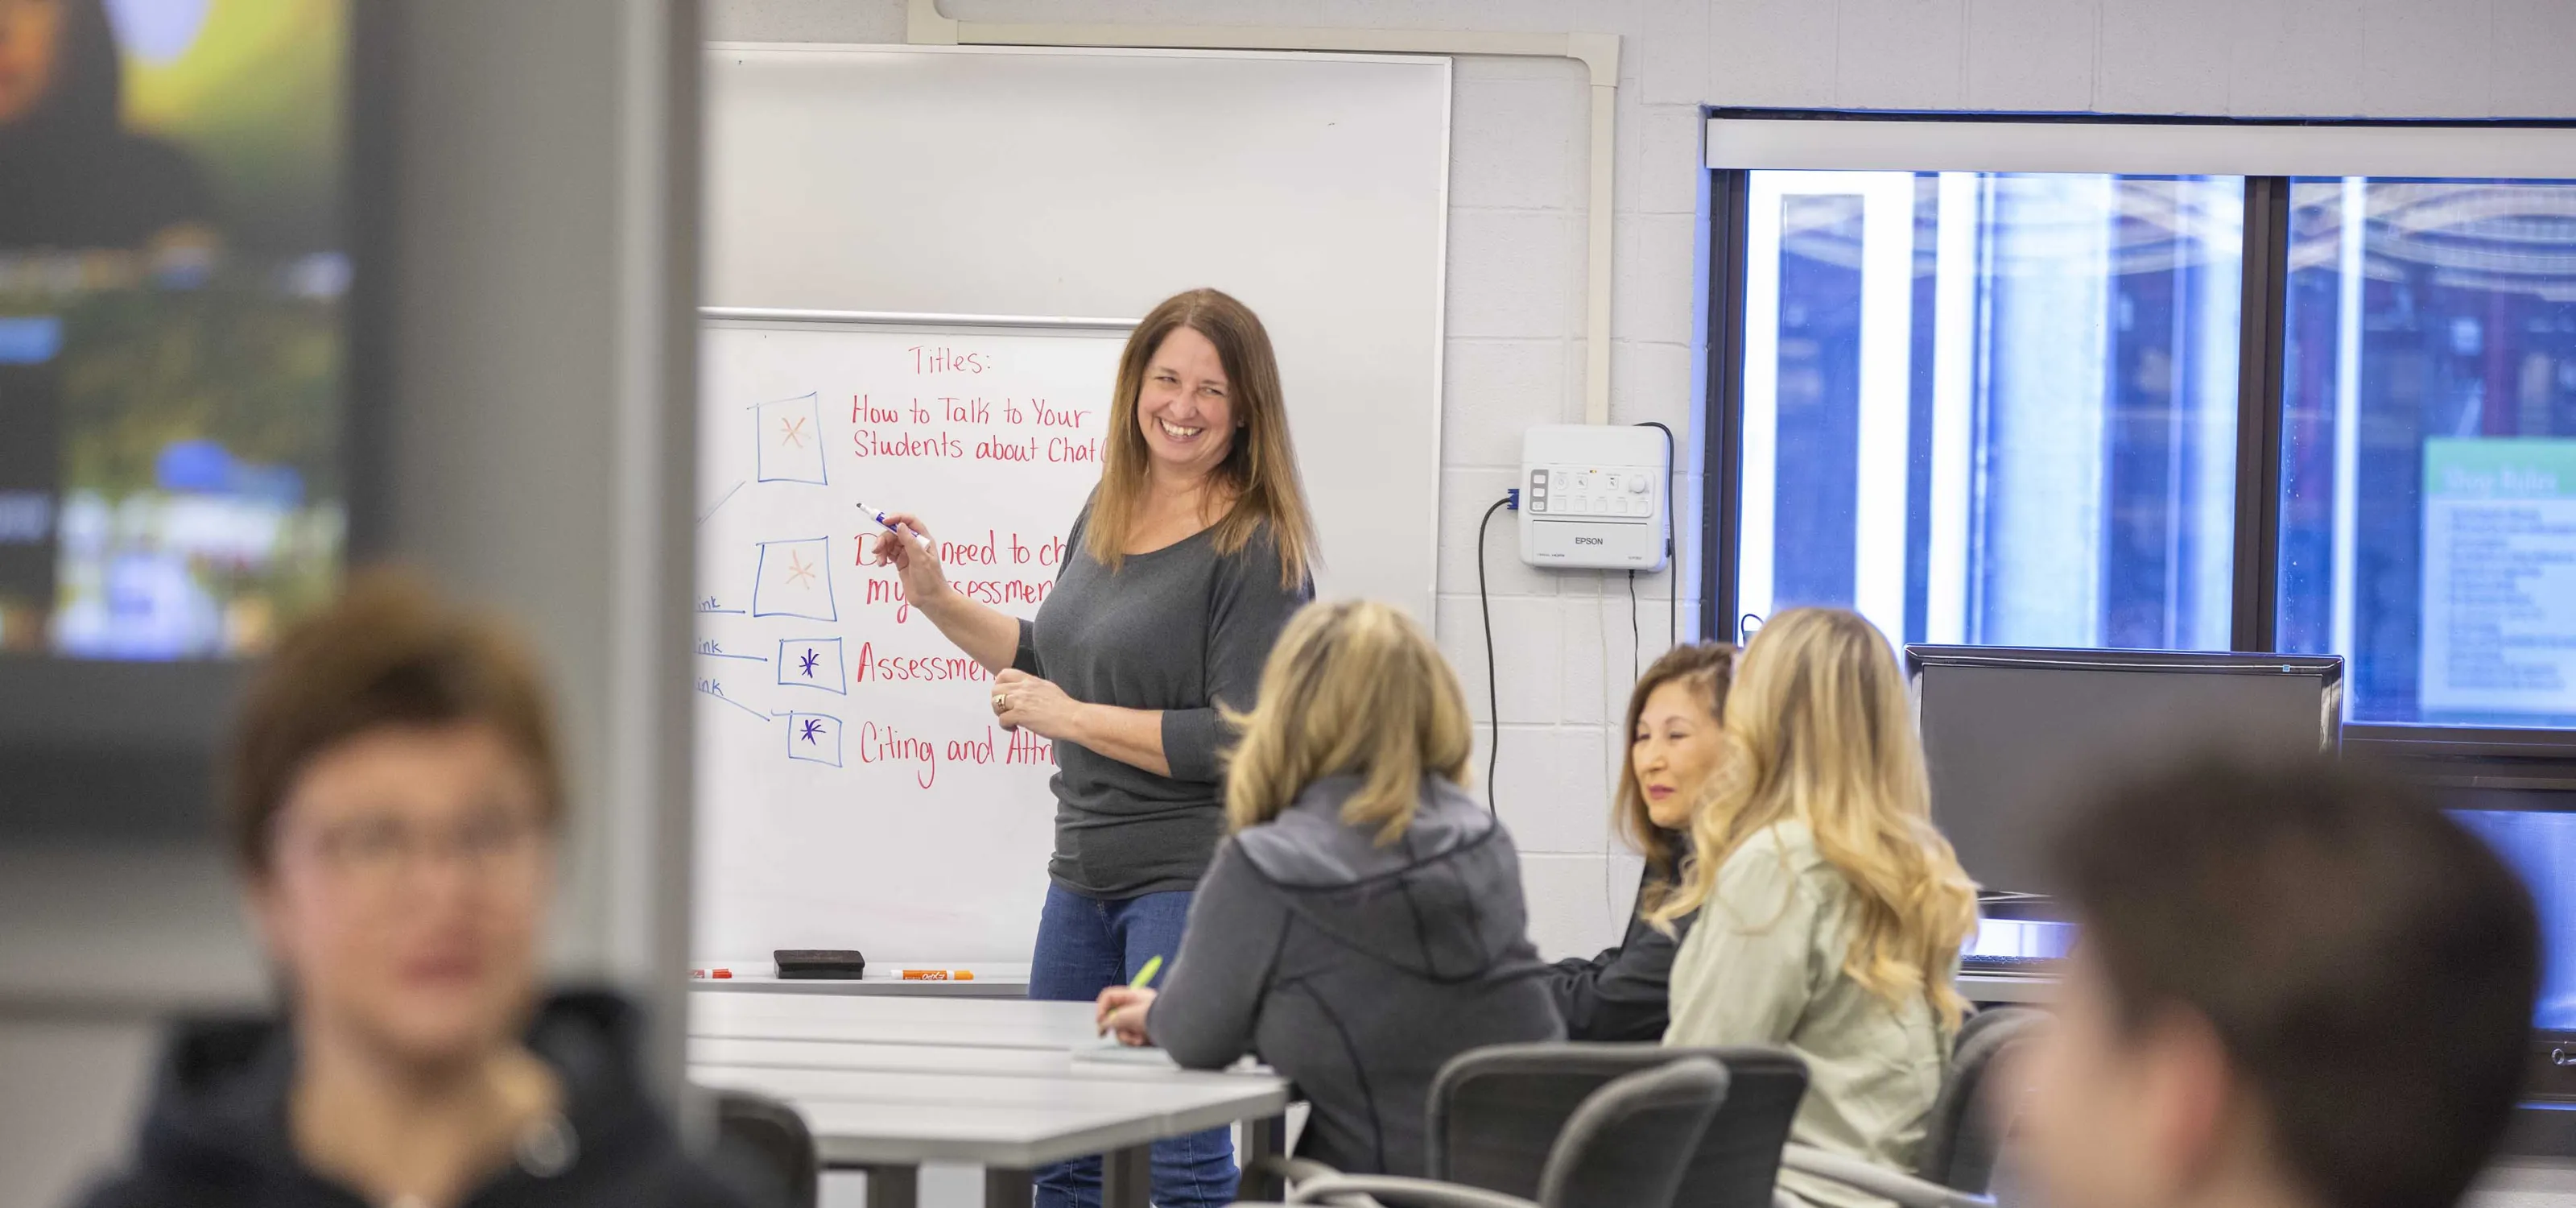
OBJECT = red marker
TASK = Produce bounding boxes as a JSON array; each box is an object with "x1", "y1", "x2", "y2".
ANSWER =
[
  {"x1": 691, "y1": 967, "x2": 734, "y2": 979},
  {"x1": 899, "y1": 969, "x2": 976, "y2": 981}
]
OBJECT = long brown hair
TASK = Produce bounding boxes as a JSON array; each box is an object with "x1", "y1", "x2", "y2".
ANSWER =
[
  {"x1": 1223, "y1": 601, "x2": 1471, "y2": 842},
  {"x1": 1087, "y1": 288, "x2": 1317, "y2": 588},
  {"x1": 1617, "y1": 643, "x2": 1736, "y2": 907},
  {"x1": 1649, "y1": 608, "x2": 1979, "y2": 1030}
]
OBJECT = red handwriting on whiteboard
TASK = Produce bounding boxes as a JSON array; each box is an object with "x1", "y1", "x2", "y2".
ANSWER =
[
  {"x1": 852, "y1": 641, "x2": 992, "y2": 685},
  {"x1": 1007, "y1": 726, "x2": 1053, "y2": 765},
  {"x1": 856, "y1": 527, "x2": 1061, "y2": 571},
  {"x1": 975, "y1": 436, "x2": 1038, "y2": 462},
  {"x1": 940, "y1": 531, "x2": 999, "y2": 565},
  {"x1": 853, "y1": 721, "x2": 940, "y2": 788},
  {"x1": 855, "y1": 572, "x2": 1056, "y2": 624},
  {"x1": 860, "y1": 575, "x2": 914, "y2": 624},
  {"x1": 910, "y1": 346, "x2": 989, "y2": 374},
  {"x1": 852, "y1": 395, "x2": 903, "y2": 424},
  {"x1": 854, "y1": 429, "x2": 964, "y2": 460},
  {"x1": 936, "y1": 726, "x2": 1050, "y2": 769},
  {"x1": 844, "y1": 722, "x2": 1056, "y2": 791}
]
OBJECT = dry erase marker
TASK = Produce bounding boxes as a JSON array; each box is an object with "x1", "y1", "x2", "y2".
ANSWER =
[
  {"x1": 691, "y1": 968, "x2": 733, "y2": 979},
  {"x1": 898, "y1": 969, "x2": 976, "y2": 981},
  {"x1": 854, "y1": 500, "x2": 932, "y2": 552}
]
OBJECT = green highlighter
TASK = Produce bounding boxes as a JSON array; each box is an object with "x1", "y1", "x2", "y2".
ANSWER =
[{"x1": 1130, "y1": 955, "x2": 1164, "y2": 990}]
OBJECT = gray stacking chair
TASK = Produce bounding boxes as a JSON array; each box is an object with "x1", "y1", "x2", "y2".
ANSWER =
[
  {"x1": 702, "y1": 1086, "x2": 819, "y2": 1208},
  {"x1": 1283, "y1": 1057, "x2": 1732, "y2": 1208},
  {"x1": 1426, "y1": 1043, "x2": 1809, "y2": 1208},
  {"x1": 1249, "y1": 1043, "x2": 1808, "y2": 1208},
  {"x1": 1776, "y1": 1006, "x2": 2048, "y2": 1208}
]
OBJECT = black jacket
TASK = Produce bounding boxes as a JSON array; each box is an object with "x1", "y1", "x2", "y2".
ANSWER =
[
  {"x1": 73, "y1": 991, "x2": 753, "y2": 1208},
  {"x1": 1546, "y1": 864, "x2": 1699, "y2": 1042}
]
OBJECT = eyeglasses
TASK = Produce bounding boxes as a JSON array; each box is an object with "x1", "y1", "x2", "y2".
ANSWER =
[{"x1": 285, "y1": 809, "x2": 547, "y2": 892}]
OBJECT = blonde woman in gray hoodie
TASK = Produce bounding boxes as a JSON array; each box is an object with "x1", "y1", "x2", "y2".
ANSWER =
[{"x1": 1096, "y1": 599, "x2": 1563, "y2": 1177}]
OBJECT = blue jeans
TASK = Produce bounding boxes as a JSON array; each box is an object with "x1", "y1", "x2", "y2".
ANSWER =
[{"x1": 1030, "y1": 883, "x2": 1238, "y2": 1208}]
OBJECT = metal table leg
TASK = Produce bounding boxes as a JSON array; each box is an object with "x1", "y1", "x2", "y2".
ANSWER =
[
  {"x1": 1241, "y1": 1114, "x2": 1289, "y2": 1200},
  {"x1": 862, "y1": 1163, "x2": 919, "y2": 1208},
  {"x1": 1101, "y1": 1144, "x2": 1154, "y2": 1208},
  {"x1": 984, "y1": 1166, "x2": 1034, "y2": 1206}
]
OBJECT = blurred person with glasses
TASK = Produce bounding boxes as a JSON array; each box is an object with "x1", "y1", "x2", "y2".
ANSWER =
[{"x1": 72, "y1": 572, "x2": 752, "y2": 1208}]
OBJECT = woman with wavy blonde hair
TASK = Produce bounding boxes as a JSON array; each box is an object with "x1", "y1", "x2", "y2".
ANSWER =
[
  {"x1": 1096, "y1": 600, "x2": 1561, "y2": 1177},
  {"x1": 1654, "y1": 607, "x2": 1979, "y2": 1208}
]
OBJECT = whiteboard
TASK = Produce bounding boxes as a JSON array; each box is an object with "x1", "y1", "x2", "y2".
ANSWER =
[
  {"x1": 704, "y1": 42, "x2": 1451, "y2": 622},
  {"x1": 695, "y1": 317, "x2": 1125, "y2": 962},
  {"x1": 697, "y1": 44, "x2": 1452, "y2": 963}
]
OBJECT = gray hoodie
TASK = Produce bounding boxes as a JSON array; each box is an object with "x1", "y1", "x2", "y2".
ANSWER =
[{"x1": 1143, "y1": 774, "x2": 1565, "y2": 1177}]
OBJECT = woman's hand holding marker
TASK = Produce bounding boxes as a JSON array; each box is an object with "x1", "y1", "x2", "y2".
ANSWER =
[{"x1": 869, "y1": 510, "x2": 949, "y2": 602}]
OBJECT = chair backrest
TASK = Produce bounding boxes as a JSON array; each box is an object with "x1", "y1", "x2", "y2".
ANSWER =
[
  {"x1": 1536, "y1": 1057, "x2": 1731, "y2": 1208},
  {"x1": 1916, "y1": 1005, "x2": 2049, "y2": 1193},
  {"x1": 1667, "y1": 1047, "x2": 1809, "y2": 1208},
  {"x1": 1426, "y1": 1043, "x2": 1810, "y2": 1208},
  {"x1": 706, "y1": 1086, "x2": 819, "y2": 1208}
]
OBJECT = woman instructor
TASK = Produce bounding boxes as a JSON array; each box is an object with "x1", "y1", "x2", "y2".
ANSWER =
[{"x1": 871, "y1": 288, "x2": 1316, "y2": 1208}]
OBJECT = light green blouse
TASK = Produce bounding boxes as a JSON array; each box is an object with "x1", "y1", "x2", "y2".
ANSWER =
[{"x1": 1662, "y1": 820, "x2": 1954, "y2": 1208}]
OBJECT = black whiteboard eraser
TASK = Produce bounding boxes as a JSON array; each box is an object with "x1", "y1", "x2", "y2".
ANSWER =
[{"x1": 774, "y1": 949, "x2": 867, "y2": 979}]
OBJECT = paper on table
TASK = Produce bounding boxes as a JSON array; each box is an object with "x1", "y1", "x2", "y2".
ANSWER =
[{"x1": 1071, "y1": 1036, "x2": 1180, "y2": 1067}]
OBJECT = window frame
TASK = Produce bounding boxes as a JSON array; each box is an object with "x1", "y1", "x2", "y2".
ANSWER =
[{"x1": 1697, "y1": 109, "x2": 2576, "y2": 758}]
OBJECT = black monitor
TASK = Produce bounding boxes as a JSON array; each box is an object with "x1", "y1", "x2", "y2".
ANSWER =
[
  {"x1": 2440, "y1": 787, "x2": 2576, "y2": 1111},
  {"x1": 1906, "y1": 645, "x2": 2345, "y2": 896}
]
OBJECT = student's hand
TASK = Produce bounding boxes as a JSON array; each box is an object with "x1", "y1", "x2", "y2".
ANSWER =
[
  {"x1": 870, "y1": 511, "x2": 948, "y2": 602},
  {"x1": 992, "y1": 669, "x2": 1082, "y2": 739},
  {"x1": 1096, "y1": 986, "x2": 1156, "y2": 1046}
]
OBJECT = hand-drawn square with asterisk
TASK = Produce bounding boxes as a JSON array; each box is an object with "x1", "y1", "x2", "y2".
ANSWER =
[
  {"x1": 752, "y1": 537, "x2": 837, "y2": 621},
  {"x1": 777, "y1": 636, "x2": 846, "y2": 694},
  {"x1": 786, "y1": 712, "x2": 843, "y2": 767},
  {"x1": 755, "y1": 392, "x2": 828, "y2": 486}
]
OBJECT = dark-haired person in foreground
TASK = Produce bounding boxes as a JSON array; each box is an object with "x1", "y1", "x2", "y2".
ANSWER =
[
  {"x1": 76, "y1": 573, "x2": 749, "y2": 1208},
  {"x1": 2021, "y1": 757, "x2": 2540, "y2": 1208}
]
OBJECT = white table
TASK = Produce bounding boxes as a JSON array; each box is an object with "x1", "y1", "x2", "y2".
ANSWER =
[
  {"x1": 687, "y1": 991, "x2": 1290, "y2": 1208},
  {"x1": 693, "y1": 994, "x2": 1103, "y2": 1049}
]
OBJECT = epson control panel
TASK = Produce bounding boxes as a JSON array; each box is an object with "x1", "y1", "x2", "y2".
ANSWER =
[{"x1": 1519, "y1": 424, "x2": 1670, "y2": 571}]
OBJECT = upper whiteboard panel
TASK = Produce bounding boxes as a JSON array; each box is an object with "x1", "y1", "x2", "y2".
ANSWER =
[{"x1": 704, "y1": 44, "x2": 1452, "y2": 622}]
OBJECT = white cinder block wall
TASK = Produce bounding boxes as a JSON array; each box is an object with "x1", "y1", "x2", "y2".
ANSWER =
[{"x1": 708, "y1": 0, "x2": 2576, "y2": 962}]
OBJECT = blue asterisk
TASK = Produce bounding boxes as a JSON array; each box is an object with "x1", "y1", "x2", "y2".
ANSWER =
[
  {"x1": 799, "y1": 718, "x2": 825, "y2": 745},
  {"x1": 799, "y1": 649, "x2": 822, "y2": 677}
]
